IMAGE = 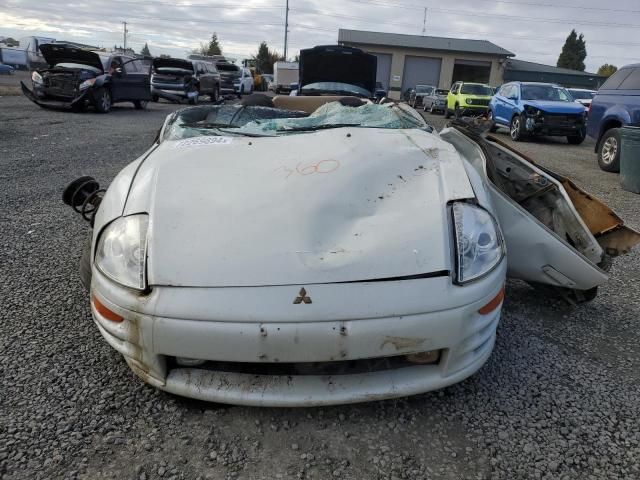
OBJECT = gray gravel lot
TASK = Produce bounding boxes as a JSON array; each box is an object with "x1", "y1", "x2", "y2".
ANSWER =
[{"x1": 1, "y1": 96, "x2": 639, "y2": 480}]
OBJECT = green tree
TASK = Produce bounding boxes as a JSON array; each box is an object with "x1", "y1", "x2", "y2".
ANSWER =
[
  {"x1": 557, "y1": 29, "x2": 586, "y2": 71},
  {"x1": 3, "y1": 37, "x2": 19, "y2": 47},
  {"x1": 192, "y1": 33, "x2": 222, "y2": 57},
  {"x1": 597, "y1": 63, "x2": 618, "y2": 77},
  {"x1": 141, "y1": 42, "x2": 151, "y2": 56},
  {"x1": 251, "y1": 41, "x2": 284, "y2": 74}
]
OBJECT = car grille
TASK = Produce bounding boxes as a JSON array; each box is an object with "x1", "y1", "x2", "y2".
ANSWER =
[
  {"x1": 544, "y1": 114, "x2": 584, "y2": 126},
  {"x1": 470, "y1": 99, "x2": 490, "y2": 106},
  {"x1": 45, "y1": 75, "x2": 76, "y2": 98}
]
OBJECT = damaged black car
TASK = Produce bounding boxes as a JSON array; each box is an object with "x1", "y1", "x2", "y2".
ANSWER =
[{"x1": 21, "y1": 43, "x2": 151, "y2": 113}]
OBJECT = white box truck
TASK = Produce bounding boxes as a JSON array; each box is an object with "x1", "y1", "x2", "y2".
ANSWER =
[{"x1": 272, "y1": 61, "x2": 298, "y2": 94}]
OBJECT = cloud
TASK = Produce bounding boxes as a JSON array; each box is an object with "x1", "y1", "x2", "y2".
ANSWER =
[{"x1": 2, "y1": 0, "x2": 639, "y2": 71}]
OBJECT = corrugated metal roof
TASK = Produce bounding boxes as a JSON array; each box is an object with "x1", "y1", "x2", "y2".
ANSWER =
[
  {"x1": 505, "y1": 59, "x2": 601, "y2": 78},
  {"x1": 338, "y1": 29, "x2": 514, "y2": 57}
]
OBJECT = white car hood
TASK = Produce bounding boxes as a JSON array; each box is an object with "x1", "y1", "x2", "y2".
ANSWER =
[{"x1": 125, "y1": 128, "x2": 475, "y2": 287}]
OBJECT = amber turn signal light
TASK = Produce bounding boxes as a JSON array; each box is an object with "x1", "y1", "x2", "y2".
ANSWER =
[
  {"x1": 92, "y1": 295, "x2": 124, "y2": 323},
  {"x1": 478, "y1": 287, "x2": 505, "y2": 315}
]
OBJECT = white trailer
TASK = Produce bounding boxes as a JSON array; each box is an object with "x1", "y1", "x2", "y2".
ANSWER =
[{"x1": 273, "y1": 61, "x2": 298, "y2": 93}]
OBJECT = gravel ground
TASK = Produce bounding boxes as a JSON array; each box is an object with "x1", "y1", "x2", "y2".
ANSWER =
[{"x1": 1, "y1": 96, "x2": 639, "y2": 480}]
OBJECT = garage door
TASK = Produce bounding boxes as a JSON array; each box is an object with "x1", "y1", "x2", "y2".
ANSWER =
[
  {"x1": 372, "y1": 53, "x2": 392, "y2": 91},
  {"x1": 453, "y1": 59, "x2": 491, "y2": 83},
  {"x1": 401, "y1": 56, "x2": 442, "y2": 94}
]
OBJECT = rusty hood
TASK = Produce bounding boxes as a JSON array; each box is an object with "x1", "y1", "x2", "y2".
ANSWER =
[{"x1": 123, "y1": 128, "x2": 475, "y2": 287}]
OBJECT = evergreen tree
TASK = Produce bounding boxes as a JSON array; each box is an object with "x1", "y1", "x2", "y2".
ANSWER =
[
  {"x1": 597, "y1": 64, "x2": 618, "y2": 77},
  {"x1": 206, "y1": 33, "x2": 222, "y2": 56},
  {"x1": 557, "y1": 30, "x2": 586, "y2": 71},
  {"x1": 141, "y1": 42, "x2": 151, "y2": 56}
]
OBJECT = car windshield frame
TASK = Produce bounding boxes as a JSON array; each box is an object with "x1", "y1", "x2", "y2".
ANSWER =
[
  {"x1": 216, "y1": 63, "x2": 240, "y2": 73},
  {"x1": 460, "y1": 84, "x2": 493, "y2": 95},
  {"x1": 521, "y1": 85, "x2": 572, "y2": 102},
  {"x1": 300, "y1": 82, "x2": 372, "y2": 98},
  {"x1": 415, "y1": 85, "x2": 433, "y2": 93}
]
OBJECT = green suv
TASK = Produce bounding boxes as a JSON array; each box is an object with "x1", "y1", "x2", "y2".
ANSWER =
[{"x1": 445, "y1": 82, "x2": 494, "y2": 118}]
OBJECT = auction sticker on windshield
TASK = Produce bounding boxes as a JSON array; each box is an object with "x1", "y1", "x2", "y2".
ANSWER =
[{"x1": 173, "y1": 137, "x2": 233, "y2": 148}]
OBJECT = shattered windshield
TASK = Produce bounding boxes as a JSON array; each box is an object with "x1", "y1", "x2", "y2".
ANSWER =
[
  {"x1": 568, "y1": 90, "x2": 595, "y2": 100},
  {"x1": 165, "y1": 102, "x2": 428, "y2": 140}
]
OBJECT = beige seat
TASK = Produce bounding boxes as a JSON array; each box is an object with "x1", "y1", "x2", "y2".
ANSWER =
[{"x1": 272, "y1": 95, "x2": 365, "y2": 114}]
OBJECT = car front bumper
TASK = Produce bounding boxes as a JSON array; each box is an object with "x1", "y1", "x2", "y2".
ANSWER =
[
  {"x1": 458, "y1": 105, "x2": 489, "y2": 116},
  {"x1": 523, "y1": 115, "x2": 586, "y2": 136},
  {"x1": 21, "y1": 81, "x2": 90, "y2": 110},
  {"x1": 90, "y1": 261, "x2": 506, "y2": 407}
]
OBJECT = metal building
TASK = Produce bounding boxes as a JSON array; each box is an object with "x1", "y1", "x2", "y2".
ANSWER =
[
  {"x1": 338, "y1": 29, "x2": 514, "y2": 99},
  {"x1": 503, "y1": 59, "x2": 605, "y2": 90}
]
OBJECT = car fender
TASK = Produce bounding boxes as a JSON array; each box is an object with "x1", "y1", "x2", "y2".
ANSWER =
[
  {"x1": 91, "y1": 144, "x2": 159, "y2": 256},
  {"x1": 94, "y1": 75, "x2": 110, "y2": 89},
  {"x1": 598, "y1": 109, "x2": 629, "y2": 140}
]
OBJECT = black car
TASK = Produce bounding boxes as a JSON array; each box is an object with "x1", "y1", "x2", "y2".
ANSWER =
[
  {"x1": 21, "y1": 43, "x2": 151, "y2": 113},
  {"x1": 297, "y1": 45, "x2": 377, "y2": 98},
  {"x1": 151, "y1": 58, "x2": 221, "y2": 104}
]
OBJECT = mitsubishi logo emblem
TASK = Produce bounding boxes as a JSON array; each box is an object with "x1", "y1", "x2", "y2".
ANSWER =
[{"x1": 293, "y1": 288, "x2": 312, "y2": 305}]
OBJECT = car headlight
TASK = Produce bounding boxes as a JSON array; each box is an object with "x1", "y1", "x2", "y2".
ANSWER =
[
  {"x1": 95, "y1": 214, "x2": 149, "y2": 290},
  {"x1": 466, "y1": 98, "x2": 474, "y2": 105},
  {"x1": 79, "y1": 78, "x2": 97, "y2": 90},
  {"x1": 452, "y1": 202, "x2": 504, "y2": 284},
  {"x1": 524, "y1": 106, "x2": 542, "y2": 116},
  {"x1": 32, "y1": 71, "x2": 43, "y2": 85}
]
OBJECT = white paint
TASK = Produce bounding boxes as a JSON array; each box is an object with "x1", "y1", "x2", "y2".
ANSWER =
[{"x1": 172, "y1": 136, "x2": 233, "y2": 148}]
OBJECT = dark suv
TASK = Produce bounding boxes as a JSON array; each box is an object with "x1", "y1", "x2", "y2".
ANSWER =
[
  {"x1": 587, "y1": 64, "x2": 640, "y2": 172},
  {"x1": 151, "y1": 58, "x2": 220, "y2": 104}
]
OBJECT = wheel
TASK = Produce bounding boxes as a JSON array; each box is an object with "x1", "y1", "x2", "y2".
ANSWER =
[
  {"x1": 133, "y1": 100, "x2": 148, "y2": 110},
  {"x1": 188, "y1": 87, "x2": 199, "y2": 105},
  {"x1": 152, "y1": 95, "x2": 159, "y2": 102},
  {"x1": 487, "y1": 110, "x2": 498, "y2": 133},
  {"x1": 597, "y1": 128, "x2": 621, "y2": 172},
  {"x1": 510, "y1": 115, "x2": 525, "y2": 141},
  {"x1": 94, "y1": 88, "x2": 111, "y2": 113},
  {"x1": 567, "y1": 128, "x2": 586, "y2": 145},
  {"x1": 444, "y1": 108, "x2": 452, "y2": 119},
  {"x1": 454, "y1": 104, "x2": 461, "y2": 119},
  {"x1": 211, "y1": 86, "x2": 219, "y2": 103}
]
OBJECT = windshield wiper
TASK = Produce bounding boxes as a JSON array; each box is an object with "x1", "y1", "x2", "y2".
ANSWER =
[
  {"x1": 277, "y1": 123, "x2": 361, "y2": 132},
  {"x1": 180, "y1": 122, "x2": 239, "y2": 129}
]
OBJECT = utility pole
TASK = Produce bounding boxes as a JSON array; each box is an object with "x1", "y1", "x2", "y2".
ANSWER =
[
  {"x1": 422, "y1": 8, "x2": 427, "y2": 35},
  {"x1": 122, "y1": 21, "x2": 128, "y2": 50},
  {"x1": 283, "y1": 0, "x2": 289, "y2": 60}
]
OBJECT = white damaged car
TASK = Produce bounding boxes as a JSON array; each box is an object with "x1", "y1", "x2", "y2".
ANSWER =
[{"x1": 63, "y1": 97, "x2": 639, "y2": 406}]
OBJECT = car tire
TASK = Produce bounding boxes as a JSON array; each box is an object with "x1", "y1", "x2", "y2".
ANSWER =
[
  {"x1": 487, "y1": 110, "x2": 498, "y2": 133},
  {"x1": 597, "y1": 128, "x2": 621, "y2": 172},
  {"x1": 133, "y1": 100, "x2": 148, "y2": 110},
  {"x1": 211, "y1": 86, "x2": 220, "y2": 103},
  {"x1": 151, "y1": 95, "x2": 159, "y2": 102},
  {"x1": 94, "y1": 88, "x2": 111, "y2": 113},
  {"x1": 567, "y1": 128, "x2": 586, "y2": 145},
  {"x1": 454, "y1": 104, "x2": 461, "y2": 119},
  {"x1": 444, "y1": 108, "x2": 452, "y2": 119},
  {"x1": 510, "y1": 115, "x2": 525, "y2": 141}
]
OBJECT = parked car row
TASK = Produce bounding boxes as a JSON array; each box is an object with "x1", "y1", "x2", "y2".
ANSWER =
[{"x1": 20, "y1": 43, "x2": 259, "y2": 113}]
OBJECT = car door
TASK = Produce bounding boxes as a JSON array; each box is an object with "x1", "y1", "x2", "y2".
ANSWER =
[
  {"x1": 244, "y1": 68, "x2": 253, "y2": 91},
  {"x1": 440, "y1": 127, "x2": 640, "y2": 298},
  {"x1": 492, "y1": 85, "x2": 508, "y2": 124},
  {"x1": 112, "y1": 57, "x2": 151, "y2": 102},
  {"x1": 503, "y1": 84, "x2": 520, "y2": 122}
]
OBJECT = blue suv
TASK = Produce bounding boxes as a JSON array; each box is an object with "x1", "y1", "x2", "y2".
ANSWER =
[
  {"x1": 587, "y1": 64, "x2": 640, "y2": 172},
  {"x1": 489, "y1": 82, "x2": 587, "y2": 144}
]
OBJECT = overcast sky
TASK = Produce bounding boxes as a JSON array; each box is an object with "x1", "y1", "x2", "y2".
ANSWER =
[{"x1": 1, "y1": 0, "x2": 639, "y2": 72}]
